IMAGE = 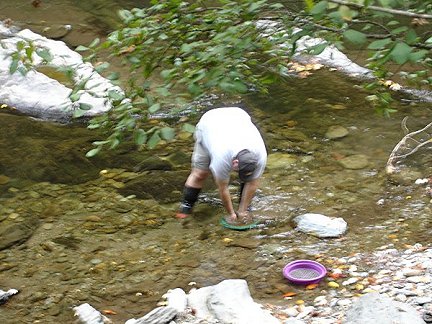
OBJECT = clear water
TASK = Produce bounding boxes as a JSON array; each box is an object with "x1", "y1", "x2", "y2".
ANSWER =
[{"x1": 0, "y1": 1, "x2": 431, "y2": 323}]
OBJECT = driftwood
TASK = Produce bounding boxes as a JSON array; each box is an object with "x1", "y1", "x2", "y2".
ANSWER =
[{"x1": 386, "y1": 117, "x2": 432, "y2": 174}]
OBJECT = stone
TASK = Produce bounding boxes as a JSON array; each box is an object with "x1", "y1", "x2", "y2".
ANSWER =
[
  {"x1": 325, "y1": 125, "x2": 349, "y2": 139},
  {"x1": 266, "y1": 153, "x2": 298, "y2": 170},
  {"x1": 0, "y1": 22, "x2": 121, "y2": 121},
  {"x1": 164, "y1": 288, "x2": 188, "y2": 313},
  {"x1": 128, "y1": 306, "x2": 177, "y2": 324},
  {"x1": 73, "y1": 303, "x2": 110, "y2": 324},
  {"x1": 343, "y1": 292, "x2": 425, "y2": 324},
  {"x1": 339, "y1": 154, "x2": 369, "y2": 170},
  {"x1": 293, "y1": 213, "x2": 347, "y2": 238},
  {"x1": 188, "y1": 279, "x2": 279, "y2": 324}
]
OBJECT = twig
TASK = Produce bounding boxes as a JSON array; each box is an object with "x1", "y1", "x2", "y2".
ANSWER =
[
  {"x1": 386, "y1": 118, "x2": 432, "y2": 174},
  {"x1": 328, "y1": 0, "x2": 432, "y2": 19}
]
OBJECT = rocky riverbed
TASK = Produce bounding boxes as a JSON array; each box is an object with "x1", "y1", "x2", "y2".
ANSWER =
[{"x1": 70, "y1": 243, "x2": 432, "y2": 324}]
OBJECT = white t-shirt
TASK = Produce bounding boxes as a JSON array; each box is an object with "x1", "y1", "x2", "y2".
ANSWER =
[{"x1": 195, "y1": 107, "x2": 267, "y2": 181}]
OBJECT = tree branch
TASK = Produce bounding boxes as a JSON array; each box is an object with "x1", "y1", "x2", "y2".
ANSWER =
[{"x1": 328, "y1": 0, "x2": 432, "y2": 19}]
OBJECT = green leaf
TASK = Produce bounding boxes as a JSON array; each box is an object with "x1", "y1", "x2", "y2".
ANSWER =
[
  {"x1": 9, "y1": 60, "x2": 19, "y2": 74},
  {"x1": 304, "y1": 0, "x2": 315, "y2": 12},
  {"x1": 134, "y1": 129, "x2": 147, "y2": 145},
  {"x1": 148, "y1": 103, "x2": 161, "y2": 113},
  {"x1": 36, "y1": 48, "x2": 53, "y2": 62},
  {"x1": 310, "y1": 1, "x2": 328, "y2": 15},
  {"x1": 391, "y1": 26, "x2": 408, "y2": 35},
  {"x1": 308, "y1": 42, "x2": 328, "y2": 55},
  {"x1": 160, "y1": 127, "x2": 175, "y2": 140},
  {"x1": 147, "y1": 131, "x2": 161, "y2": 149},
  {"x1": 405, "y1": 29, "x2": 418, "y2": 45},
  {"x1": 75, "y1": 45, "x2": 89, "y2": 52},
  {"x1": 339, "y1": 5, "x2": 356, "y2": 21},
  {"x1": 367, "y1": 38, "x2": 392, "y2": 50},
  {"x1": 86, "y1": 147, "x2": 101, "y2": 158},
  {"x1": 408, "y1": 50, "x2": 428, "y2": 63},
  {"x1": 182, "y1": 123, "x2": 195, "y2": 133},
  {"x1": 389, "y1": 42, "x2": 412, "y2": 64},
  {"x1": 79, "y1": 103, "x2": 92, "y2": 110},
  {"x1": 108, "y1": 90, "x2": 124, "y2": 101},
  {"x1": 343, "y1": 29, "x2": 367, "y2": 45},
  {"x1": 89, "y1": 38, "x2": 100, "y2": 48},
  {"x1": 73, "y1": 109, "x2": 87, "y2": 118}
]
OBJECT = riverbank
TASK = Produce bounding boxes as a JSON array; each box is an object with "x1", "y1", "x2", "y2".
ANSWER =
[{"x1": 71, "y1": 243, "x2": 432, "y2": 323}]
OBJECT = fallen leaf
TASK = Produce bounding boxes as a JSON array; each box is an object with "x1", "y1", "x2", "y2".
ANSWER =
[
  {"x1": 103, "y1": 310, "x2": 117, "y2": 315},
  {"x1": 305, "y1": 283, "x2": 319, "y2": 290},
  {"x1": 328, "y1": 272, "x2": 345, "y2": 279},
  {"x1": 282, "y1": 291, "x2": 297, "y2": 297}
]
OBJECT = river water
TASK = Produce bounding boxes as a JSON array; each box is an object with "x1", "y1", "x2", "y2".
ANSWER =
[{"x1": 0, "y1": 1, "x2": 431, "y2": 323}]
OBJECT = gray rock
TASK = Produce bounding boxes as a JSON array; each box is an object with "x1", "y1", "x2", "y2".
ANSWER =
[
  {"x1": 343, "y1": 292, "x2": 426, "y2": 324},
  {"x1": 325, "y1": 126, "x2": 349, "y2": 139},
  {"x1": 339, "y1": 154, "x2": 369, "y2": 170},
  {"x1": 128, "y1": 306, "x2": 177, "y2": 324},
  {"x1": 0, "y1": 219, "x2": 39, "y2": 250}
]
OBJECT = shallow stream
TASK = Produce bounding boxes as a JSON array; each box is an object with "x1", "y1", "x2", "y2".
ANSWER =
[{"x1": 0, "y1": 1, "x2": 431, "y2": 323}]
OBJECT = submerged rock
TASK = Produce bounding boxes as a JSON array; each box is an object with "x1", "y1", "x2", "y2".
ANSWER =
[
  {"x1": 339, "y1": 154, "x2": 369, "y2": 170},
  {"x1": 325, "y1": 125, "x2": 349, "y2": 140}
]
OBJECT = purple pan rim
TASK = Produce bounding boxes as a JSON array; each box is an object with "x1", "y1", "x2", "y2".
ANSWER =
[{"x1": 282, "y1": 259, "x2": 327, "y2": 284}]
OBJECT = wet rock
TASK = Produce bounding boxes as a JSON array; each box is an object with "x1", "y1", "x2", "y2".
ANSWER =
[
  {"x1": 344, "y1": 292, "x2": 425, "y2": 324},
  {"x1": 0, "y1": 219, "x2": 39, "y2": 250},
  {"x1": 133, "y1": 155, "x2": 174, "y2": 172},
  {"x1": 266, "y1": 153, "x2": 298, "y2": 170},
  {"x1": 118, "y1": 170, "x2": 189, "y2": 203},
  {"x1": 339, "y1": 154, "x2": 369, "y2": 170},
  {"x1": 387, "y1": 169, "x2": 424, "y2": 186},
  {"x1": 293, "y1": 213, "x2": 347, "y2": 238},
  {"x1": 227, "y1": 238, "x2": 261, "y2": 249},
  {"x1": 40, "y1": 24, "x2": 72, "y2": 39},
  {"x1": 325, "y1": 126, "x2": 349, "y2": 139},
  {"x1": 0, "y1": 175, "x2": 10, "y2": 185}
]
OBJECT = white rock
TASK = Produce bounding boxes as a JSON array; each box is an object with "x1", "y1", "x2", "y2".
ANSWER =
[
  {"x1": 0, "y1": 22, "x2": 122, "y2": 121},
  {"x1": 293, "y1": 213, "x2": 348, "y2": 238},
  {"x1": 163, "y1": 288, "x2": 187, "y2": 313},
  {"x1": 283, "y1": 306, "x2": 299, "y2": 317},
  {"x1": 73, "y1": 303, "x2": 111, "y2": 324}
]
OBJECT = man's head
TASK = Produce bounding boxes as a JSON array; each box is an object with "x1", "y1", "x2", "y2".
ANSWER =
[{"x1": 236, "y1": 149, "x2": 258, "y2": 182}]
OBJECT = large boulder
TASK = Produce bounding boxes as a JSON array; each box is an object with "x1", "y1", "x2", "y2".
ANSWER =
[
  {"x1": 0, "y1": 22, "x2": 121, "y2": 121},
  {"x1": 344, "y1": 292, "x2": 425, "y2": 324}
]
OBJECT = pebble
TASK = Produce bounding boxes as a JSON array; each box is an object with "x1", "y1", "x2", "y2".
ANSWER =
[{"x1": 270, "y1": 244, "x2": 432, "y2": 323}]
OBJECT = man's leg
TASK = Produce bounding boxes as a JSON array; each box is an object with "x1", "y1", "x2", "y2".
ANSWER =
[
  {"x1": 177, "y1": 131, "x2": 211, "y2": 219},
  {"x1": 176, "y1": 168, "x2": 210, "y2": 218}
]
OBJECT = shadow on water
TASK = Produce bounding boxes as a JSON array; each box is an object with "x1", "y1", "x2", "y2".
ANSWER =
[{"x1": 0, "y1": 1, "x2": 431, "y2": 323}]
